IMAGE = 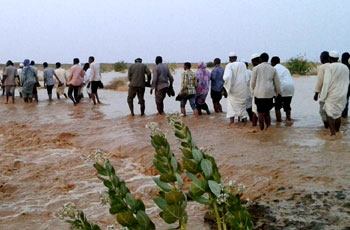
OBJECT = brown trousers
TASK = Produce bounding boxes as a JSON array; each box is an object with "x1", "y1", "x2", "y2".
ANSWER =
[{"x1": 155, "y1": 87, "x2": 167, "y2": 114}]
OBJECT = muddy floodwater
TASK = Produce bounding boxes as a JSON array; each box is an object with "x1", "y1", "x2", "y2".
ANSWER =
[{"x1": 0, "y1": 70, "x2": 349, "y2": 230}]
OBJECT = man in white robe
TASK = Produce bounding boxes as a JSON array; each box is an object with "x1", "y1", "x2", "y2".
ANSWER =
[
  {"x1": 271, "y1": 56, "x2": 295, "y2": 121},
  {"x1": 319, "y1": 51, "x2": 350, "y2": 136},
  {"x1": 223, "y1": 62, "x2": 249, "y2": 124},
  {"x1": 250, "y1": 54, "x2": 260, "y2": 126}
]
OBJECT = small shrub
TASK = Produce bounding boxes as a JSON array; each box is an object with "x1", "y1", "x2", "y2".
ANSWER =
[
  {"x1": 206, "y1": 62, "x2": 214, "y2": 68},
  {"x1": 285, "y1": 55, "x2": 312, "y2": 75},
  {"x1": 166, "y1": 63, "x2": 177, "y2": 74},
  {"x1": 113, "y1": 61, "x2": 128, "y2": 73}
]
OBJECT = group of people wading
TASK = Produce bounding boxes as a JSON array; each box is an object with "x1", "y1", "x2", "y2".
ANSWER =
[{"x1": 1, "y1": 51, "x2": 350, "y2": 136}]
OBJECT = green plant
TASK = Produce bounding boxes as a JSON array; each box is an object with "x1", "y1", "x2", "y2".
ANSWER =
[
  {"x1": 57, "y1": 203, "x2": 101, "y2": 230},
  {"x1": 285, "y1": 55, "x2": 312, "y2": 75},
  {"x1": 113, "y1": 61, "x2": 128, "y2": 72},
  {"x1": 148, "y1": 123, "x2": 188, "y2": 230},
  {"x1": 167, "y1": 114, "x2": 252, "y2": 230},
  {"x1": 165, "y1": 63, "x2": 177, "y2": 74},
  {"x1": 93, "y1": 152, "x2": 156, "y2": 230},
  {"x1": 206, "y1": 62, "x2": 214, "y2": 68}
]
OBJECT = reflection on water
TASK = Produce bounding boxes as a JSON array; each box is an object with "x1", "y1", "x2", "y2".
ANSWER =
[{"x1": 0, "y1": 72, "x2": 349, "y2": 229}]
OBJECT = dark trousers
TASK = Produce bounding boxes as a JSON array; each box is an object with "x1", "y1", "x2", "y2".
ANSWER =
[
  {"x1": 155, "y1": 87, "x2": 167, "y2": 114},
  {"x1": 68, "y1": 85, "x2": 80, "y2": 104}
]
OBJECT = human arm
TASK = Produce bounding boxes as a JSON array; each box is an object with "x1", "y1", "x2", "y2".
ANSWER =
[
  {"x1": 145, "y1": 66, "x2": 151, "y2": 85},
  {"x1": 89, "y1": 64, "x2": 95, "y2": 82},
  {"x1": 319, "y1": 67, "x2": 331, "y2": 102},
  {"x1": 250, "y1": 67, "x2": 257, "y2": 95},
  {"x1": 151, "y1": 66, "x2": 158, "y2": 90},
  {"x1": 167, "y1": 69, "x2": 174, "y2": 86}
]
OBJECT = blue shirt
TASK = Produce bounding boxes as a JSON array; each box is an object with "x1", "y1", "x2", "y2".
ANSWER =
[
  {"x1": 210, "y1": 66, "x2": 224, "y2": 92},
  {"x1": 43, "y1": 68, "x2": 56, "y2": 86}
]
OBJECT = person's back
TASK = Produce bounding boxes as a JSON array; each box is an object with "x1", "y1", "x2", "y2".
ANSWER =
[
  {"x1": 43, "y1": 67, "x2": 56, "y2": 86},
  {"x1": 4, "y1": 65, "x2": 17, "y2": 86},
  {"x1": 22, "y1": 66, "x2": 36, "y2": 84},
  {"x1": 210, "y1": 66, "x2": 224, "y2": 92},
  {"x1": 90, "y1": 62, "x2": 101, "y2": 82},
  {"x1": 128, "y1": 62, "x2": 151, "y2": 88},
  {"x1": 321, "y1": 63, "x2": 349, "y2": 102},
  {"x1": 152, "y1": 63, "x2": 173, "y2": 90},
  {"x1": 251, "y1": 62, "x2": 280, "y2": 98},
  {"x1": 55, "y1": 68, "x2": 67, "y2": 84},
  {"x1": 181, "y1": 69, "x2": 197, "y2": 95},
  {"x1": 315, "y1": 63, "x2": 330, "y2": 94},
  {"x1": 69, "y1": 64, "x2": 84, "y2": 86},
  {"x1": 274, "y1": 64, "x2": 295, "y2": 97}
]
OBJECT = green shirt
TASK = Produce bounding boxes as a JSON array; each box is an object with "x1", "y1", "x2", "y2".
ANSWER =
[{"x1": 181, "y1": 70, "x2": 197, "y2": 95}]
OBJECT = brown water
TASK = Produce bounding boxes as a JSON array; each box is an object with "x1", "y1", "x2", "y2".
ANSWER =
[{"x1": 0, "y1": 71, "x2": 349, "y2": 230}]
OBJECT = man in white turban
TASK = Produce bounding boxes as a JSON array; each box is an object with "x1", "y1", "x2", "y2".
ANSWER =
[
  {"x1": 319, "y1": 50, "x2": 350, "y2": 136},
  {"x1": 223, "y1": 61, "x2": 249, "y2": 124}
]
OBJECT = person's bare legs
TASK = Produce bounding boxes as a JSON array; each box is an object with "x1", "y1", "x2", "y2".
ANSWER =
[
  {"x1": 327, "y1": 116, "x2": 336, "y2": 136},
  {"x1": 247, "y1": 108, "x2": 253, "y2": 121},
  {"x1": 230, "y1": 117, "x2": 235, "y2": 125},
  {"x1": 128, "y1": 102, "x2": 134, "y2": 116},
  {"x1": 181, "y1": 108, "x2": 186, "y2": 117},
  {"x1": 258, "y1": 113, "x2": 265, "y2": 130},
  {"x1": 91, "y1": 94, "x2": 96, "y2": 105},
  {"x1": 57, "y1": 92, "x2": 60, "y2": 100},
  {"x1": 193, "y1": 108, "x2": 199, "y2": 117},
  {"x1": 286, "y1": 110, "x2": 292, "y2": 121},
  {"x1": 252, "y1": 113, "x2": 258, "y2": 127},
  {"x1": 335, "y1": 118, "x2": 341, "y2": 132},
  {"x1": 95, "y1": 92, "x2": 101, "y2": 104},
  {"x1": 275, "y1": 109, "x2": 282, "y2": 122},
  {"x1": 265, "y1": 112, "x2": 271, "y2": 128}
]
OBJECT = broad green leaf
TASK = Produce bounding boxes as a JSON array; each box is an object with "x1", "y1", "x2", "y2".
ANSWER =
[
  {"x1": 153, "y1": 196, "x2": 167, "y2": 209},
  {"x1": 160, "y1": 173, "x2": 177, "y2": 183},
  {"x1": 185, "y1": 171, "x2": 198, "y2": 181},
  {"x1": 135, "y1": 199, "x2": 146, "y2": 212},
  {"x1": 119, "y1": 182, "x2": 130, "y2": 196},
  {"x1": 175, "y1": 131, "x2": 186, "y2": 139},
  {"x1": 170, "y1": 157, "x2": 178, "y2": 171},
  {"x1": 192, "y1": 149, "x2": 203, "y2": 163},
  {"x1": 126, "y1": 193, "x2": 136, "y2": 210},
  {"x1": 105, "y1": 161, "x2": 113, "y2": 176},
  {"x1": 201, "y1": 159, "x2": 213, "y2": 179},
  {"x1": 136, "y1": 211, "x2": 150, "y2": 229},
  {"x1": 116, "y1": 212, "x2": 137, "y2": 227},
  {"x1": 208, "y1": 180, "x2": 221, "y2": 197},
  {"x1": 109, "y1": 202, "x2": 126, "y2": 214},
  {"x1": 185, "y1": 128, "x2": 192, "y2": 141},
  {"x1": 153, "y1": 177, "x2": 173, "y2": 192},
  {"x1": 153, "y1": 159, "x2": 169, "y2": 174},
  {"x1": 181, "y1": 148, "x2": 193, "y2": 159},
  {"x1": 191, "y1": 194, "x2": 211, "y2": 205},
  {"x1": 175, "y1": 173, "x2": 183, "y2": 188},
  {"x1": 93, "y1": 163, "x2": 108, "y2": 176},
  {"x1": 162, "y1": 205, "x2": 183, "y2": 224},
  {"x1": 110, "y1": 173, "x2": 120, "y2": 188},
  {"x1": 183, "y1": 159, "x2": 200, "y2": 174},
  {"x1": 189, "y1": 179, "x2": 208, "y2": 196},
  {"x1": 103, "y1": 180, "x2": 113, "y2": 190},
  {"x1": 165, "y1": 189, "x2": 185, "y2": 205},
  {"x1": 181, "y1": 142, "x2": 191, "y2": 148}
]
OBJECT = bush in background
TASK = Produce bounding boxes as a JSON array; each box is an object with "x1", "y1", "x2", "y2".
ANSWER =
[
  {"x1": 113, "y1": 61, "x2": 128, "y2": 73},
  {"x1": 285, "y1": 56, "x2": 312, "y2": 76},
  {"x1": 206, "y1": 62, "x2": 214, "y2": 68}
]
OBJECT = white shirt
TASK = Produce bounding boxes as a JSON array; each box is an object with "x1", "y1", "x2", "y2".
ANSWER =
[
  {"x1": 250, "y1": 62, "x2": 281, "y2": 98},
  {"x1": 89, "y1": 62, "x2": 101, "y2": 82},
  {"x1": 274, "y1": 64, "x2": 295, "y2": 97}
]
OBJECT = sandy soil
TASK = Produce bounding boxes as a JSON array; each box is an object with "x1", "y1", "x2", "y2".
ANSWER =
[{"x1": 0, "y1": 70, "x2": 349, "y2": 230}]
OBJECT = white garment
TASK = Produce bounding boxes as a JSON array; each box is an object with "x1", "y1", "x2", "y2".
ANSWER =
[
  {"x1": 250, "y1": 62, "x2": 281, "y2": 98},
  {"x1": 274, "y1": 64, "x2": 295, "y2": 97},
  {"x1": 84, "y1": 69, "x2": 90, "y2": 84},
  {"x1": 17, "y1": 68, "x2": 23, "y2": 93},
  {"x1": 223, "y1": 62, "x2": 249, "y2": 119},
  {"x1": 319, "y1": 63, "x2": 350, "y2": 119},
  {"x1": 55, "y1": 68, "x2": 68, "y2": 84},
  {"x1": 90, "y1": 62, "x2": 101, "y2": 81},
  {"x1": 245, "y1": 69, "x2": 253, "y2": 109}
]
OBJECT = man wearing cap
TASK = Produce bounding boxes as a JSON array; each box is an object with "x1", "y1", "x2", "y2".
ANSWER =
[
  {"x1": 250, "y1": 53, "x2": 281, "y2": 131},
  {"x1": 229, "y1": 52, "x2": 237, "y2": 63},
  {"x1": 250, "y1": 54, "x2": 260, "y2": 126},
  {"x1": 313, "y1": 51, "x2": 330, "y2": 128},
  {"x1": 127, "y1": 58, "x2": 151, "y2": 116},
  {"x1": 319, "y1": 50, "x2": 350, "y2": 136}
]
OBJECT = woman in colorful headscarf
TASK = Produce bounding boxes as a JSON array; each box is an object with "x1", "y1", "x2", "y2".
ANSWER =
[
  {"x1": 21, "y1": 59, "x2": 37, "y2": 103},
  {"x1": 196, "y1": 62, "x2": 211, "y2": 115}
]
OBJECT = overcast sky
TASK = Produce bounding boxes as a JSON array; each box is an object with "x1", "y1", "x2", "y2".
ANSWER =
[{"x1": 1, "y1": 0, "x2": 349, "y2": 64}]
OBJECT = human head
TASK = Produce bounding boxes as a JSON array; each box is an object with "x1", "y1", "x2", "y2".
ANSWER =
[
  {"x1": 30, "y1": 60, "x2": 35, "y2": 66},
  {"x1": 271, "y1": 56, "x2": 280, "y2": 67},
  {"x1": 135, "y1": 58, "x2": 142, "y2": 63},
  {"x1": 24, "y1": 59, "x2": 30, "y2": 67},
  {"x1": 329, "y1": 50, "x2": 339, "y2": 63},
  {"x1": 244, "y1": 62, "x2": 249, "y2": 68},
  {"x1": 83, "y1": 63, "x2": 90, "y2": 71},
  {"x1": 229, "y1": 52, "x2": 237, "y2": 63},
  {"x1": 184, "y1": 62, "x2": 191, "y2": 70},
  {"x1": 260, "y1": 53, "x2": 269, "y2": 63},
  {"x1": 56, "y1": 62, "x2": 61, "y2": 68},
  {"x1": 73, "y1": 58, "x2": 79, "y2": 65},
  {"x1": 251, "y1": 53, "x2": 260, "y2": 67},
  {"x1": 320, "y1": 51, "x2": 329, "y2": 64},
  {"x1": 43, "y1": 62, "x2": 48, "y2": 68},
  {"x1": 19, "y1": 63, "x2": 24, "y2": 68},
  {"x1": 341, "y1": 52, "x2": 350, "y2": 66},
  {"x1": 88, "y1": 56, "x2": 95, "y2": 64},
  {"x1": 214, "y1": 58, "x2": 221, "y2": 66},
  {"x1": 6, "y1": 60, "x2": 13, "y2": 66},
  {"x1": 198, "y1": 62, "x2": 206, "y2": 69},
  {"x1": 155, "y1": 56, "x2": 163, "y2": 65}
]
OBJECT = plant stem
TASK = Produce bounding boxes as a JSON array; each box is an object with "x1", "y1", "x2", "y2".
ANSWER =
[
  {"x1": 180, "y1": 219, "x2": 187, "y2": 230},
  {"x1": 212, "y1": 201, "x2": 222, "y2": 230}
]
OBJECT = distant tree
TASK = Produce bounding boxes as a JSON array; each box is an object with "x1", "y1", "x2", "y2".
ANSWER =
[{"x1": 285, "y1": 55, "x2": 312, "y2": 75}]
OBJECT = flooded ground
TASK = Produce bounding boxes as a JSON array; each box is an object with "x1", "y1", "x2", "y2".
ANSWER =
[{"x1": 0, "y1": 70, "x2": 349, "y2": 230}]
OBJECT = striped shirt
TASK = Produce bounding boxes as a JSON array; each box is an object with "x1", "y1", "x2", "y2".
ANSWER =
[{"x1": 181, "y1": 70, "x2": 197, "y2": 95}]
